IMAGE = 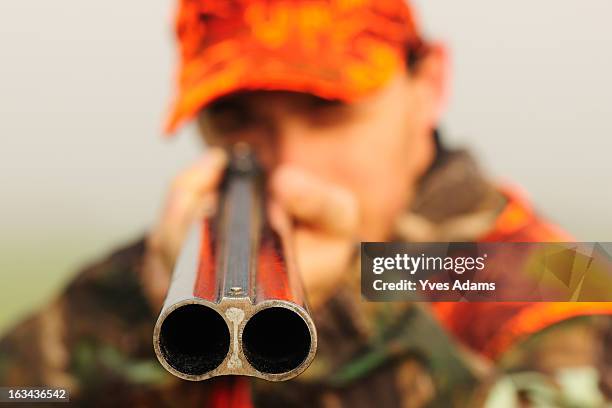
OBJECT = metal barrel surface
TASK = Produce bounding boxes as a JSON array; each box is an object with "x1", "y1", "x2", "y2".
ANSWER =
[{"x1": 153, "y1": 145, "x2": 317, "y2": 381}]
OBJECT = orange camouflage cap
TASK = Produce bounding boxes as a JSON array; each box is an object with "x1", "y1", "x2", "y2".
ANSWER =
[{"x1": 164, "y1": 0, "x2": 424, "y2": 134}]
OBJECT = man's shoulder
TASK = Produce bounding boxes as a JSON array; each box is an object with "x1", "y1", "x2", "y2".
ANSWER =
[
  {"x1": 397, "y1": 148, "x2": 568, "y2": 243},
  {"x1": 68, "y1": 238, "x2": 146, "y2": 292},
  {"x1": 0, "y1": 238, "x2": 166, "y2": 395},
  {"x1": 64, "y1": 238, "x2": 152, "y2": 322},
  {"x1": 480, "y1": 185, "x2": 571, "y2": 242}
]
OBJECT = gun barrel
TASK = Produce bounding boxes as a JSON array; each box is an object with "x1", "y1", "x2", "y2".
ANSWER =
[{"x1": 153, "y1": 145, "x2": 317, "y2": 381}]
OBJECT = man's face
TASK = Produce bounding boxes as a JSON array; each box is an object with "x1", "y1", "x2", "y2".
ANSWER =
[{"x1": 198, "y1": 62, "x2": 444, "y2": 240}]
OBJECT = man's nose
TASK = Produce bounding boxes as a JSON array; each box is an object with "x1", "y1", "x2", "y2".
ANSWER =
[
  {"x1": 277, "y1": 117, "x2": 323, "y2": 168},
  {"x1": 251, "y1": 118, "x2": 312, "y2": 173}
]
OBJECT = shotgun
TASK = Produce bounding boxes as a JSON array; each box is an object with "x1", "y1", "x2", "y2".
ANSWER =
[{"x1": 153, "y1": 144, "x2": 317, "y2": 381}]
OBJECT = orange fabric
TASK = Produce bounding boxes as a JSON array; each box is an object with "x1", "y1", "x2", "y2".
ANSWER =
[
  {"x1": 165, "y1": 0, "x2": 424, "y2": 133},
  {"x1": 432, "y1": 186, "x2": 612, "y2": 359}
]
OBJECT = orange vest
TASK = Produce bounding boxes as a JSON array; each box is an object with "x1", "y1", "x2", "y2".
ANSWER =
[{"x1": 432, "y1": 186, "x2": 612, "y2": 359}]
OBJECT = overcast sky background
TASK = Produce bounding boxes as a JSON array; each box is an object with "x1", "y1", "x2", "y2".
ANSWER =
[{"x1": 1, "y1": 0, "x2": 611, "y2": 331}]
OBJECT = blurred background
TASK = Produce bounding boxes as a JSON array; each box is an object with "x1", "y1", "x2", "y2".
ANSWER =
[{"x1": 1, "y1": 0, "x2": 611, "y2": 333}]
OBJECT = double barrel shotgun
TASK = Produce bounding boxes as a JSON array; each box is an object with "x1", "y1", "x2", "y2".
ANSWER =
[{"x1": 153, "y1": 144, "x2": 317, "y2": 382}]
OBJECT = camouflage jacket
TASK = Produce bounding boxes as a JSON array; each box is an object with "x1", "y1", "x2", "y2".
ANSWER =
[{"x1": 1, "y1": 149, "x2": 610, "y2": 408}]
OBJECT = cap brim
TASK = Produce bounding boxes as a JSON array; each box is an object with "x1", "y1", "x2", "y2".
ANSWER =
[{"x1": 164, "y1": 38, "x2": 404, "y2": 134}]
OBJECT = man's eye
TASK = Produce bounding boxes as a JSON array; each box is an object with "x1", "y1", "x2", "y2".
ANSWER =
[
  {"x1": 209, "y1": 107, "x2": 256, "y2": 134},
  {"x1": 307, "y1": 99, "x2": 353, "y2": 127}
]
